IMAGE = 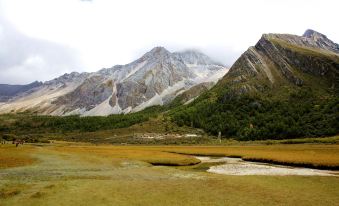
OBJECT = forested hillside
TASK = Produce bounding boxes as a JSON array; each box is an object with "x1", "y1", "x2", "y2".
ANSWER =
[{"x1": 170, "y1": 30, "x2": 339, "y2": 140}]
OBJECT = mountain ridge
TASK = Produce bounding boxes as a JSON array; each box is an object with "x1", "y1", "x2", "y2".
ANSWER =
[
  {"x1": 218, "y1": 29, "x2": 339, "y2": 96},
  {"x1": 0, "y1": 81, "x2": 43, "y2": 102},
  {"x1": 0, "y1": 47, "x2": 228, "y2": 116}
]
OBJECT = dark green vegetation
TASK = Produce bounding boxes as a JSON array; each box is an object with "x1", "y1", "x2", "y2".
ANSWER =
[
  {"x1": 0, "y1": 106, "x2": 209, "y2": 144},
  {"x1": 171, "y1": 89, "x2": 338, "y2": 140},
  {"x1": 0, "y1": 106, "x2": 163, "y2": 134},
  {"x1": 170, "y1": 32, "x2": 339, "y2": 141}
]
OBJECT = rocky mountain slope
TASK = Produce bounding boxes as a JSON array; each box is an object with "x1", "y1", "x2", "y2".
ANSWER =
[
  {"x1": 0, "y1": 47, "x2": 227, "y2": 116},
  {"x1": 0, "y1": 81, "x2": 43, "y2": 102},
  {"x1": 171, "y1": 29, "x2": 339, "y2": 140},
  {"x1": 219, "y1": 29, "x2": 338, "y2": 96}
]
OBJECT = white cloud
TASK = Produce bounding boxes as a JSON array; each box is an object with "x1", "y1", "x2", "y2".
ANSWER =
[
  {"x1": 0, "y1": 0, "x2": 338, "y2": 83},
  {"x1": 0, "y1": 11, "x2": 84, "y2": 84}
]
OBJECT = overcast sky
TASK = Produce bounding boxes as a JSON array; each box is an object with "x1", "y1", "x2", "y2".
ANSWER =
[{"x1": 0, "y1": 0, "x2": 338, "y2": 84}]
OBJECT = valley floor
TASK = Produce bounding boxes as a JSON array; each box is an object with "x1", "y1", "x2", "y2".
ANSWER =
[{"x1": 0, "y1": 142, "x2": 339, "y2": 206}]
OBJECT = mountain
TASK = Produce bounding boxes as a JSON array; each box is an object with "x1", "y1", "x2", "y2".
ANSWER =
[
  {"x1": 219, "y1": 29, "x2": 339, "y2": 95},
  {"x1": 173, "y1": 50, "x2": 222, "y2": 65},
  {"x1": 171, "y1": 30, "x2": 339, "y2": 140},
  {"x1": 0, "y1": 47, "x2": 227, "y2": 116},
  {"x1": 0, "y1": 81, "x2": 43, "y2": 102}
]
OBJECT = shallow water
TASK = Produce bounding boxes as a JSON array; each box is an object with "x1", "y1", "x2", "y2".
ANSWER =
[{"x1": 195, "y1": 156, "x2": 338, "y2": 176}]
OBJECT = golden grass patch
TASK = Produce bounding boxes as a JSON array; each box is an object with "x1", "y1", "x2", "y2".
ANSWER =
[
  {"x1": 50, "y1": 143, "x2": 339, "y2": 169},
  {"x1": 1, "y1": 143, "x2": 339, "y2": 206},
  {"x1": 52, "y1": 145, "x2": 201, "y2": 166},
  {"x1": 159, "y1": 145, "x2": 339, "y2": 169},
  {"x1": 0, "y1": 145, "x2": 36, "y2": 168},
  {"x1": 0, "y1": 188, "x2": 20, "y2": 199}
]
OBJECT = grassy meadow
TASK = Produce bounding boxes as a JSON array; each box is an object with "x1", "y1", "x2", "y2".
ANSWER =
[{"x1": 1, "y1": 142, "x2": 339, "y2": 206}]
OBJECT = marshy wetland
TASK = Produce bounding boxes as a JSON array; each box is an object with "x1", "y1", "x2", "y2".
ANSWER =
[{"x1": 1, "y1": 142, "x2": 339, "y2": 206}]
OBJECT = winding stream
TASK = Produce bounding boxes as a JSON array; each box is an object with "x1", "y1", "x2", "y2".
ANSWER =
[{"x1": 195, "y1": 156, "x2": 338, "y2": 176}]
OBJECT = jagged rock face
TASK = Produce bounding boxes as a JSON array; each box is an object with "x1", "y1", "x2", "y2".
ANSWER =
[
  {"x1": 263, "y1": 31, "x2": 339, "y2": 53},
  {"x1": 0, "y1": 47, "x2": 227, "y2": 116},
  {"x1": 116, "y1": 47, "x2": 195, "y2": 110},
  {"x1": 302, "y1": 29, "x2": 339, "y2": 53},
  {"x1": 44, "y1": 72, "x2": 90, "y2": 87},
  {"x1": 54, "y1": 76, "x2": 114, "y2": 111},
  {"x1": 221, "y1": 29, "x2": 339, "y2": 95}
]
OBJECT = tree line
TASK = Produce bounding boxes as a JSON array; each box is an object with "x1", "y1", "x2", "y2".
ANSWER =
[{"x1": 170, "y1": 88, "x2": 339, "y2": 140}]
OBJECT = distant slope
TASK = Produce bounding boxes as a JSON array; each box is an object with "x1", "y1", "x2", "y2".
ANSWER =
[
  {"x1": 171, "y1": 30, "x2": 339, "y2": 140},
  {"x1": 0, "y1": 72, "x2": 89, "y2": 114},
  {"x1": 0, "y1": 81, "x2": 42, "y2": 102}
]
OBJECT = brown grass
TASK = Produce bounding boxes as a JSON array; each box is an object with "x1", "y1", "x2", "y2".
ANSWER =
[
  {"x1": 52, "y1": 145, "x2": 201, "y2": 166},
  {"x1": 51, "y1": 143, "x2": 339, "y2": 169},
  {"x1": 0, "y1": 145, "x2": 36, "y2": 169},
  {"x1": 159, "y1": 145, "x2": 339, "y2": 169},
  {"x1": 2, "y1": 143, "x2": 338, "y2": 169},
  {"x1": 0, "y1": 143, "x2": 339, "y2": 206},
  {"x1": 0, "y1": 188, "x2": 20, "y2": 199}
]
